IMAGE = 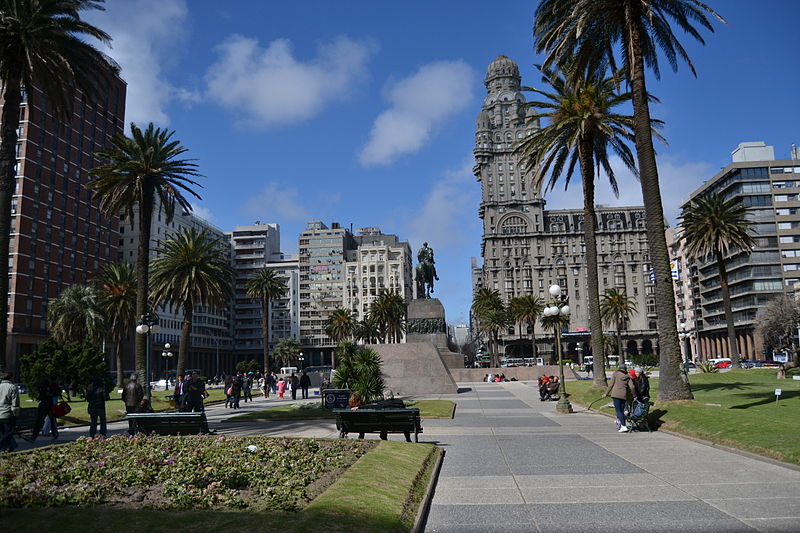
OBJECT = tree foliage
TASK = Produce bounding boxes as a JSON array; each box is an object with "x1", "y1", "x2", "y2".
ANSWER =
[
  {"x1": 331, "y1": 341, "x2": 384, "y2": 403},
  {"x1": 756, "y1": 295, "x2": 800, "y2": 376},
  {"x1": 20, "y1": 339, "x2": 109, "y2": 400},
  {"x1": 47, "y1": 284, "x2": 104, "y2": 345},
  {"x1": 326, "y1": 308, "x2": 356, "y2": 343},
  {"x1": 95, "y1": 262, "x2": 137, "y2": 387},
  {"x1": 246, "y1": 268, "x2": 288, "y2": 372},
  {"x1": 273, "y1": 337, "x2": 301, "y2": 369},
  {"x1": 235, "y1": 359, "x2": 261, "y2": 375},
  {"x1": 367, "y1": 290, "x2": 406, "y2": 343}
]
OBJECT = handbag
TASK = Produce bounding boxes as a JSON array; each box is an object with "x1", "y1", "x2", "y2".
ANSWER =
[
  {"x1": 52, "y1": 400, "x2": 71, "y2": 417},
  {"x1": 226, "y1": 386, "x2": 234, "y2": 396}
]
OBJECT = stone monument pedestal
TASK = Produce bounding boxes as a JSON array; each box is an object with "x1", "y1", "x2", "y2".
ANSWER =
[{"x1": 406, "y1": 298, "x2": 464, "y2": 370}]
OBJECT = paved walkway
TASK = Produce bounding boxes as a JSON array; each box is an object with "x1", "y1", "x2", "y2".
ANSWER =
[{"x1": 422, "y1": 382, "x2": 800, "y2": 533}]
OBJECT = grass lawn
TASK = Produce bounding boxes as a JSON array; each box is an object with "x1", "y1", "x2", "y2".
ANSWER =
[
  {"x1": 20, "y1": 386, "x2": 229, "y2": 427},
  {"x1": 0, "y1": 440, "x2": 439, "y2": 533},
  {"x1": 226, "y1": 399, "x2": 455, "y2": 421},
  {"x1": 565, "y1": 368, "x2": 800, "y2": 465}
]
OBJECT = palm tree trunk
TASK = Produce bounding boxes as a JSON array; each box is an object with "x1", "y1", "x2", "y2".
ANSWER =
[
  {"x1": 177, "y1": 303, "x2": 192, "y2": 377},
  {"x1": 717, "y1": 251, "x2": 739, "y2": 368},
  {"x1": 0, "y1": 76, "x2": 22, "y2": 373},
  {"x1": 135, "y1": 186, "x2": 155, "y2": 388},
  {"x1": 616, "y1": 320, "x2": 623, "y2": 368},
  {"x1": 624, "y1": 12, "x2": 692, "y2": 400},
  {"x1": 261, "y1": 297, "x2": 270, "y2": 373},
  {"x1": 579, "y1": 138, "x2": 608, "y2": 387},
  {"x1": 530, "y1": 320, "x2": 536, "y2": 361}
]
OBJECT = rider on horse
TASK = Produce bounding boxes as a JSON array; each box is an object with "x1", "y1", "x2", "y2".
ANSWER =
[{"x1": 416, "y1": 242, "x2": 439, "y2": 298}]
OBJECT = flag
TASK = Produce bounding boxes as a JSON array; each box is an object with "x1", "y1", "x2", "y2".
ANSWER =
[{"x1": 649, "y1": 268, "x2": 656, "y2": 284}]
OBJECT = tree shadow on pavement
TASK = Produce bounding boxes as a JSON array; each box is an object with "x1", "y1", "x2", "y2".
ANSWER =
[
  {"x1": 688, "y1": 382, "x2": 749, "y2": 392},
  {"x1": 729, "y1": 390, "x2": 798, "y2": 409}
]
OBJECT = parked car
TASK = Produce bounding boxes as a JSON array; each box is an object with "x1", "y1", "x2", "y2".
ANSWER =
[{"x1": 14, "y1": 383, "x2": 28, "y2": 395}]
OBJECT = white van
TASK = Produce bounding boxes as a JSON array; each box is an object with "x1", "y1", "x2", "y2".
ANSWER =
[{"x1": 280, "y1": 366, "x2": 298, "y2": 375}]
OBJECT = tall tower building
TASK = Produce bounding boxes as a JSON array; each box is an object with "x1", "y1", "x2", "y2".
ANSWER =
[
  {"x1": 474, "y1": 56, "x2": 657, "y2": 362},
  {"x1": 5, "y1": 75, "x2": 126, "y2": 370}
]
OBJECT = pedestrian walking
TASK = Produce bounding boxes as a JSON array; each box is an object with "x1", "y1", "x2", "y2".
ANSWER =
[
  {"x1": 186, "y1": 371, "x2": 208, "y2": 412},
  {"x1": 602, "y1": 365, "x2": 636, "y2": 433},
  {"x1": 258, "y1": 375, "x2": 268, "y2": 399},
  {"x1": 0, "y1": 372, "x2": 20, "y2": 452},
  {"x1": 277, "y1": 378, "x2": 286, "y2": 399},
  {"x1": 299, "y1": 371, "x2": 311, "y2": 399},
  {"x1": 121, "y1": 373, "x2": 144, "y2": 435},
  {"x1": 173, "y1": 374, "x2": 187, "y2": 411},
  {"x1": 232, "y1": 373, "x2": 243, "y2": 409},
  {"x1": 270, "y1": 372, "x2": 278, "y2": 394},
  {"x1": 224, "y1": 375, "x2": 234, "y2": 408},
  {"x1": 86, "y1": 376, "x2": 109, "y2": 438},
  {"x1": 31, "y1": 377, "x2": 61, "y2": 441},
  {"x1": 290, "y1": 373, "x2": 299, "y2": 400}
]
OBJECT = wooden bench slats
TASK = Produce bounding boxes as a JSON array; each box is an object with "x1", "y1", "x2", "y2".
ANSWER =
[
  {"x1": 126, "y1": 412, "x2": 212, "y2": 435},
  {"x1": 12, "y1": 407, "x2": 39, "y2": 435}
]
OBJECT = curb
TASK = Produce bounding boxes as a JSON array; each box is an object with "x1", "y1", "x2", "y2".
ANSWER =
[
  {"x1": 412, "y1": 447, "x2": 445, "y2": 533},
  {"x1": 572, "y1": 399, "x2": 800, "y2": 472}
]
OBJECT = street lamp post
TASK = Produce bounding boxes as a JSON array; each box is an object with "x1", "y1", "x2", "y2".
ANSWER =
[
  {"x1": 161, "y1": 343, "x2": 174, "y2": 389},
  {"x1": 298, "y1": 352, "x2": 305, "y2": 371},
  {"x1": 543, "y1": 284, "x2": 573, "y2": 414},
  {"x1": 679, "y1": 322, "x2": 690, "y2": 376},
  {"x1": 135, "y1": 313, "x2": 161, "y2": 398}
]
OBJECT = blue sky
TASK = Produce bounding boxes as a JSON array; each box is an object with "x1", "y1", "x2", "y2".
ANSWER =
[{"x1": 88, "y1": 0, "x2": 799, "y2": 325}]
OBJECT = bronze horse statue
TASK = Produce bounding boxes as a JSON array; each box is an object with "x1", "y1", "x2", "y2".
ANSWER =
[{"x1": 416, "y1": 242, "x2": 439, "y2": 299}]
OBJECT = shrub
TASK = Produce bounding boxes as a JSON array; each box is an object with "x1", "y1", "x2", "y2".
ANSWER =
[
  {"x1": 631, "y1": 353, "x2": 659, "y2": 367},
  {"x1": 698, "y1": 361, "x2": 719, "y2": 373},
  {"x1": 332, "y1": 342, "x2": 385, "y2": 402},
  {"x1": 20, "y1": 339, "x2": 109, "y2": 400}
]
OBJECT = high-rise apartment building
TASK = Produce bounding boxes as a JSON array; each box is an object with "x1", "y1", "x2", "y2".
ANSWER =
[
  {"x1": 299, "y1": 222, "x2": 412, "y2": 364},
  {"x1": 474, "y1": 56, "x2": 658, "y2": 362},
  {"x1": 679, "y1": 142, "x2": 800, "y2": 360},
  {"x1": 5, "y1": 75, "x2": 126, "y2": 371},
  {"x1": 344, "y1": 227, "x2": 413, "y2": 322},
  {"x1": 120, "y1": 199, "x2": 233, "y2": 377},
  {"x1": 229, "y1": 222, "x2": 298, "y2": 368}
]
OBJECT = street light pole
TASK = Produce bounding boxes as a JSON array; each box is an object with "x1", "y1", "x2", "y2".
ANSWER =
[
  {"x1": 135, "y1": 313, "x2": 161, "y2": 398},
  {"x1": 544, "y1": 285, "x2": 573, "y2": 414},
  {"x1": 162, "y1": 343, "x2": 173, "y2": 390}
]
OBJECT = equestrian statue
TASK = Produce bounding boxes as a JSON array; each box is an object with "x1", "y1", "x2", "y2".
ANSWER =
[{"x1": 415, "y1": 242, "x2": 439, "y2": 299}]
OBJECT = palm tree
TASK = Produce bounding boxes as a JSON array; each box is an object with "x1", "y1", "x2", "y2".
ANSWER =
[
  {"x1": 95, "y1": 262, "x2": 137, "y2": 387},
  {"x1": 681, "y1": 193, "x2": 754, "y2": 368},
  {"x1": 533, "y1": 0, "x2": 724, "y2": 400},
  {"x1": 354, "y1": 318, "x2": 380, "y2": 345},
  {"x1": 472, "y1": 288, "x2": 507, "y2": 367},
  {"x1": 368, "y1": 290, "x2": 407, "y2": 343},
  {"x1": 326, "y1": 309, "x2": 356, "y2": 344},
  {"x1": 0, "y1": 0, "x2": 116, "y2": 371},
  {"x1": 509, "y1": 295, "x2": 544, "y2": 360},
  {"x1": 47, "y1": 284, "x2": 104, "y2": 345},
  {"x1": 600, "y1": 288, "x2": 638, "y2": 380},
  {"x1": 516, "y1": 65, "x2": 651, "y2": 385},
  {"x1": 332, "y1": 341, "x2": 385, "y2": 403},
  {"x1": 246, "y1": 268, "x2": 288, "y2": 372},
  {"x1": 150, "y1": 228, "x2": 233, "y2": 378},
  {"x1": 273, "y1": 337, "x2": 302, "y2": 369},
  {"x1": 88, "y1": 123, "x2": 202, "y2": 384}
]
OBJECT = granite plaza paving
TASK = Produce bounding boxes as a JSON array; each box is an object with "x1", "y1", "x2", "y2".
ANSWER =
[{"x1": 9, "y1": 382, "x2": 800, "y2": 532}]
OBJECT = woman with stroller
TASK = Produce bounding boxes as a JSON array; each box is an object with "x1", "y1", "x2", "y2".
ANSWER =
[
  {"x1": 632, "y1": 367, "x2": 650, "y2": 402},
  {"x1": 602, "y1": 365, "x2": 636, "y2": 433}
]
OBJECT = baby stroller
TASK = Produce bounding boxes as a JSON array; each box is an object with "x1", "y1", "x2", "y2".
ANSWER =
[{"x1": 625, "y1": 398, "x2": 653, "y2": 432}]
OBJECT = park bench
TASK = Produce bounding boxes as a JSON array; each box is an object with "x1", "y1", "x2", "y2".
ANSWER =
[
  {"x1": 333, "y1": 408, "x2": 422, "y2": 443},
  {"x1": 12, "y1": 407, "x2": 38, "y2": 436},
  {"x1": 126, "y1": 412, "x2": 215, "y2": 436}
]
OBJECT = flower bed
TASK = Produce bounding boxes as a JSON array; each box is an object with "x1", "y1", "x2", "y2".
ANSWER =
[{"x1": 0, "y1": 435, "x2": 373, "y2": 510}]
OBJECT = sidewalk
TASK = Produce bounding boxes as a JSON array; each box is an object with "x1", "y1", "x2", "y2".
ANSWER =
[{"x1": 422, "y1": 381, "x2": 800, "y2": 533}]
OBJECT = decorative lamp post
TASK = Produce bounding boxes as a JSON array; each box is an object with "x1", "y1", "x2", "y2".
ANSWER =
[
  {"x1": 298, "y1": 352, "x2": 305, "y2": 371},
  {"x1": 135, "y1": 313, "x2": 161, "y2": 398},
  {"x1": 161, "y1": 342, "x2": 174, "y2": 389},
  {"x1": 679, "y1": 322, "x2": 691, "y2": 375},
  {"x1": 544, "y1": 285, "x2": 573, "y2": 414}
]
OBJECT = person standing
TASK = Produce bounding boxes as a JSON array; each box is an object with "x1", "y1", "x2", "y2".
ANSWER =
[
  {"x1": 86, "y1": 376, "x2": 109, "y2": 438},
  {"x1": 242, "y1": 373, "x2": 253, "y2": 403},
  {"x1": 173, "y1": 374, "x2": 187, "y2": 411},
  {"x1": 299, "y1": 371, "x2": 311, "y2": 400},
  {"x1": 224, "y1": 375, "x2": 234, "y2": 408},
  {"x1": 270, "y1": 372, "x2": 278, "y2": 395},
  {"x1": 186, "y1": 371, "x2": 208, "y2": 412},
  {"x1": 232, "y1": 373, "x2": 243, "y2": 409},
  {"x1": 602, "y1": 365, "x2": 636, "y2": 433},
  {"x1": 258, "y1": 374, "x2": 268, "y2": 399},
  {"x1": 277, "y1": 378, "x2": 286, "y2": 399},
  {"x1": 632, "y1": 367, "x2": 650, "y2": 402},
  {"x1": 122, "y1": 373, "x2": 144, "y2": 435},
  {"x1": 290, "y1": 373, "x2": 299, "y2": 400},
  {"x1": 0, "y1": 372, "x2": 20, "y2": 452}
]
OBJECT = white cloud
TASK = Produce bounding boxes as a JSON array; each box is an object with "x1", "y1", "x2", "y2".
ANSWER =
[
  {"x1": 540, "y1": 155, "x2": 714, "y2": 225},
  {"x1": 240, "y1": 182, "x2": 313, "y2": 222},
  {"x1": 87, "y1": 0, "x2": 192, "y2": 126},
  {"x1": 205, "y1": 35, "x2": 375, "y2": 127},
  {"x1": 359, "y1": 61, "x2": 475, "y2": 166},
  {"x1": 189, "y1": 204, "x2": 214, "y2": 223}
]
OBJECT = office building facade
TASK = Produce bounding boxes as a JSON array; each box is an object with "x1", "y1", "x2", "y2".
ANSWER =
[
  {"x1": 4, "y1": 75, "x2": 126, "y2": 371},
  {"x1": 680, "y1": 142, "x2": 800, "y2": 360}
]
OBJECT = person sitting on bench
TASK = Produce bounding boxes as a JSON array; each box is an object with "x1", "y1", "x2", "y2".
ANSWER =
[{"x1": 356, "y1": 390, "x2": 412, "y2": 442}]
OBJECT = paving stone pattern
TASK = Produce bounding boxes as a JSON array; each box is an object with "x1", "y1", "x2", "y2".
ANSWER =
[{"x1": 423, "y1": 382, "x2": 800, "y2": 533}]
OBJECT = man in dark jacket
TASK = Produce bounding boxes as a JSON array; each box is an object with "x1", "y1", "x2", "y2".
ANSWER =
[
  {"x1": 290, "y1": 373, "x2": 300, "y2": 400},
  {"x1": 186, "y1": 371, "x2": 208, "y2": 412},
  {"x1": 173, "y1": 374, "x2": 187, "y2": 411},
  {"x1": 299, "y1": 371, "x2": 311, "y2": 399},
  {"x1": 86, "y1": 376, "x2": 109, "y2": 438},
  {"x1": 242, "y1": 373, "x2": 253, "y2": 403},
  {"x1": 122, "y1": 373, "x2": 144, "y2": 435}
]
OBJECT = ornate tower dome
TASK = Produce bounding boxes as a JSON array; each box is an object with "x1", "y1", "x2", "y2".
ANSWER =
[{"x1": 485, "y1": 55, "x2": 521, "y2": 87}]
